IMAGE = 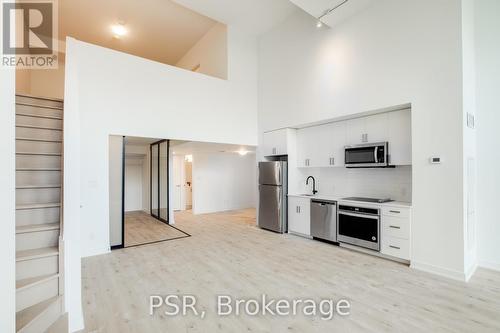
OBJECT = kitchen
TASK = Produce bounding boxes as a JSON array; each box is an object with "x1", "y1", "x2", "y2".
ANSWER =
[{"x1": 258, "y1": 105, "x2": 412, "y2": 263}]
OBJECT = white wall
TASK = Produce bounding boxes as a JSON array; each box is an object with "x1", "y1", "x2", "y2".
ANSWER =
[
  {"x1": 259, "y1": 0, "x2": 468, "y2": 279},
  {"x1": 176, "y1": 23, "x2": 228, "y2": 79},
  {"x1": 64, "y1": 28, "x2": 257, "y2": 258},
  {"x1": 476, "y1": 0, "x2": 500, "y2": 271},
  {"x1": 109, "y1": 136, "x2": 123, "y2": 247},
  {"x1": 461, "y1": 0, "x2": 478, "y2": 278},
  {"x1": 192, "y1": 152, "x2": 257, "y2": 214},
  {"x1": 0, "y1": 32, "x2": 16, "y2": 332}
]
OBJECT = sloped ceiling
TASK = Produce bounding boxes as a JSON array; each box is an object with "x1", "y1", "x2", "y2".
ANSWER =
[
  {"x1": 172, "y1": 0, "x2": 298, "y2": 35},
  {"x1": 59, "y1": 0, "x2": 219, "y2": 65},
  {"x1": 289, "y1": 0, "x2": 375, "y2": 27}
]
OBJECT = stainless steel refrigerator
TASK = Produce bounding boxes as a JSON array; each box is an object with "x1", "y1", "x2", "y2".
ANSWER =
[{"x1": 258, "y1": 161, "x2": 288, "y2": 233}]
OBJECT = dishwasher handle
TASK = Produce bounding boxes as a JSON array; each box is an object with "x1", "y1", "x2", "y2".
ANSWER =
[{"x1": 311, "y1": 200, "x2": 337, "y2": 206}]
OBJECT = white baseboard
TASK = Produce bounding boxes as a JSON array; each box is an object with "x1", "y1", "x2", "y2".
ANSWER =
[
  {"x1": 82, "y1": 247, "x2": 111, "y2": 258},
  {"x1": 479, "y1": 260, "x2": 500, "y2": 272},
  {"x1": 410, "y1": 261, "x2": 468, "y2": 282}
]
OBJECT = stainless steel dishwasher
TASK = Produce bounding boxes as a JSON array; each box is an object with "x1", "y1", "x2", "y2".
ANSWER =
[{"x1": 311, "y1": 200, "x2": 337, "y2": 242}]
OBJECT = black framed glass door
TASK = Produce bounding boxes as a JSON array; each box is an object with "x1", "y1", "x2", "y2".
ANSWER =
[{"x1": 150, "y1": 140, "x2": 169, "y2": 223}]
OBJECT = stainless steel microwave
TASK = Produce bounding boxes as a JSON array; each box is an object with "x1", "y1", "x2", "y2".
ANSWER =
[{"x1": 344, "y1": 142, "x2": 388, "y2": 168}]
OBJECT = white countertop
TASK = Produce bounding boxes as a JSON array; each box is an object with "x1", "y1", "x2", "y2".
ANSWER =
[{"x1": 288, "y1": 193, "x2": 412, "y2": 208}]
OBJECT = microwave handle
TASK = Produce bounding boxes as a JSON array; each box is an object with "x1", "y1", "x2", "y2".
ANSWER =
[{"x1": 374, "y1": 146, "x2": 378, "y2": 163}]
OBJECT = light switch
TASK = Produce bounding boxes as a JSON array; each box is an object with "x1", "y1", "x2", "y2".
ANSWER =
[{"x1": 429, "y1": 157, "x2": 442, "y2": 164}]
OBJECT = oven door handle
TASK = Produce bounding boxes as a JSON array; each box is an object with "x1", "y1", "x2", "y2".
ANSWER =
[
  {"x1": 339, "y1": 211, "x2": 380, "y2": 220},
  {"x1": 374, "y1": 146, "x2": 378, "y2": 163}
]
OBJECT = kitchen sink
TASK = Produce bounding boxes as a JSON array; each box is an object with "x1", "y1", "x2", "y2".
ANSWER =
[{"x1": 300, "y1": 194, "x2": 315, "y2": 197}]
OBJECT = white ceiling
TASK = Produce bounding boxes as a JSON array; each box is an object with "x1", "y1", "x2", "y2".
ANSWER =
[
  {"x1": 171, "y1": 140, "x2": 255, "y2": 155},
  {"x1": 172, "y1": 0, "x2": 299, "y2": 35},
  {"x1": 59, "y1": 0, "x2": 219, "y2": 65},
  {"x1": 289, "y1": 0, "x2": 375, "y2": 28}
]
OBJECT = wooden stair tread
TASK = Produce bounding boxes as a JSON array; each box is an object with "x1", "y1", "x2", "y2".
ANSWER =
[
  {"x1": 46, "y1": 313, "x2": 68, "y2": 333},
  {"x1": 16, "y1": 223, "x2": 59, "y2": 234},
  {"x1": 16, "y1": 168, "x2": 61, "y2": 171},
  {"x1": 16, "y1": 93, "x2": 64, "y2": 103},
  {"x1": 16, "y1": 152, "x2": 62, "y2": 156},
  {"x1": 16, "y1": 124, "x2": 63, "y2": 131},
  {"x1": 15, "y1": 112, "x2": 63, "y2": 120},
  {"x1": 16, "y1": 138, "x2": 62, "y2": 143},
  {"x1": 16, "y1": 247, "x2": 58, "y2": 262},
  {"x1": 16, "y1": 296, "x2": 60, "y2": 331},
  {"x1": 16, "y1": 185, "x2": 61, "y2": 189},
  {"x1": 16, "y1": 273, "x2": 59, "y2": 291},
  {"x1": 16, "y1": 203, "x2": 61, "y2": 210}
]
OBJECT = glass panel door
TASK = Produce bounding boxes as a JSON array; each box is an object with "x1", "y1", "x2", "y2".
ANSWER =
[
  {"x1": 151, "y1": 144, "x2": 159, "y2": 218},
  {"x1": 159, "y1": 141, "x2": 169, "y2": 221},
  {"x1": 150, "y1": 140, "x2": 169, "y2": 223}
]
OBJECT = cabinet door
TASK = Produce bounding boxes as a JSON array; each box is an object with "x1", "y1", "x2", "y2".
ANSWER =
[
  {"x1": 314, "y1": 123, "x2": 334, "y2": 167},
  {"x1": 288, "y1": 197, "x2": 310, "y2": 236},
  {"x1": 263, "y1": 129, "x2": 288, "y2": 156},
  {"x1": 328, "y1": 121, "x2": 346, "y2": 167},
  {"x1": 345, "y1": 117, "x2": 366, "y2": 145},
  {"x1": 262, "y1": 131, "x2": 276, "y2": 156},
  {"x1": 297, "y1": 127, "x2": 320, "y2": 167},
  {"x1": 387, "y1": 109, "x2": 411, "y2": 165},
  {"x1": 365, "y1": 113, "x2": 389, "y2": 143}
]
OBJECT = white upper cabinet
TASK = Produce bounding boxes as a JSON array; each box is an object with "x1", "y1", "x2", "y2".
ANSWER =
[
  {"x1": 346, "y1": 116, "x2": 366, "y2": 145},
  {"x1": 297, "y1": 125, "x2": 323, "y2": 167},
  {"x1": 262, "y1": 129, "x2": 288, "y2": 156},
  {"x1": 365, "y1": 113, "x2": 389, "y2": 143},
  {"x1": 346, "y1": 113, "x2": 389, "y2": 145},
  {"x1": 387, "y1": 109, "x2": 412, "y2": 165},
  {"x1": 295, "y1": 109, "x2": 411, "y2": 167},
  {"x1": 297, "y1": 123, "x2": 345, "y2": 168},
  {"x1": 325, "y1": 121, "x2": 346, "y2": 167}
]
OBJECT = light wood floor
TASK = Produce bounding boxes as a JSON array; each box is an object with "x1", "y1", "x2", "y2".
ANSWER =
[
  {"x1": 124, "y1": 211, "x2": 188, "y2": 247},
  {"x1": 82, "y1": 209, "x2": 500, "y2": 332}
]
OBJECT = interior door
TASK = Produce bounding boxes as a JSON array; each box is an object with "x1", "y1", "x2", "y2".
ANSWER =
[
  {"x1": 150, "y1": 140, "x2": 169, "y2": 222},
  {"x1": 151, "y1": 144, "x2": 159, "y2": 217},
  {"x1": 173, "y1": 155, "x2": 183, "y2": 211},
  {"x1": 159, "y1": 141, "x2": 168, "y2": 220}
]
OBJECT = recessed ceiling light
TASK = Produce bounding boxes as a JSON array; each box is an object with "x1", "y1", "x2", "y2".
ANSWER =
[
  {"x1": 316, "y1": 20, "x2": 323, "y2": 28},
  {"x1": 111, "y1": 23, "x2": 127, "y2": 38},
  {"x1": 237, "y1": 149, "x2": 249, "y2": 156}
]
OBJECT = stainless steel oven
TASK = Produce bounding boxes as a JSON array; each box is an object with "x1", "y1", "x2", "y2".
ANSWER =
[
  {"x1": 337, "y1": 204, "x2": 380, "y2": 251},
  {"x1": 344, "y1": 142, "x2": 388, "y2": 168}
]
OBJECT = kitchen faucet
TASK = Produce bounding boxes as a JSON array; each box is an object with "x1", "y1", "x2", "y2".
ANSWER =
[{"x1": 306, "y1": 176, "x2": 318, "y2": 195}]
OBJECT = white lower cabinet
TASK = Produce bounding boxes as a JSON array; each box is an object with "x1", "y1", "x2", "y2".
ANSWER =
[
  {"x1": 381, "y1": 236, "x2": 410, "y2": 260},
  {"x1": 288, "y1": 196, "x2": 310, "y2": 236},
  {"x1": 380, "y1": 206, "x2": 411, "y2": 261}
]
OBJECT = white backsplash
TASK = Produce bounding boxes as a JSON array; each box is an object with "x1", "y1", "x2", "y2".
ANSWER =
[{"x1": 294, "y1": 166, "x2": 412, "y2": 202}]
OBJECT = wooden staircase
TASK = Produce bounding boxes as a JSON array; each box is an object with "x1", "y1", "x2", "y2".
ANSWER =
[{"x1": 15, "y1": 95, "x2": 68, "y2": 333}]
